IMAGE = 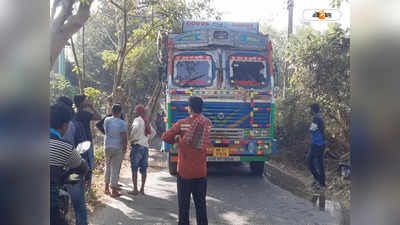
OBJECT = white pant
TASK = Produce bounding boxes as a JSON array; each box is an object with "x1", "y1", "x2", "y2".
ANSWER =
[{"x1": 104, "y1": 147, "x2": 123, "y2": 188}]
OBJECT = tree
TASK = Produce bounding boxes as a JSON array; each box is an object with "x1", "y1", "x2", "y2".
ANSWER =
[
  {"x1": 65, "y1": 0, "x2": 218, "y2": 126},
  {"x1": 50, "y1": 0, "x2": 94, "y2": 68},
  {"x1": 330, "y1": 0, "x2": 349, "y2": 8},
  {"x1": 286, "y1": 24, "x2": 350, "y2": 152},
  {"x1": 82, "y1": 0, "x2": 219, "y2": 117},
  {"x1": 50, "y1": 74, "x2": 80, "y2": 104},
  {"x1": 102, "y1": 0, "x2": 217, "y2": 108}
]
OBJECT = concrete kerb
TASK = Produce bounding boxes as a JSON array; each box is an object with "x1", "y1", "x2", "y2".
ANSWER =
[
  {"x1": 263, "y1": 161, "x2": 350, "y2": 225},
  {"x1": 263, "y1": 162, "x2": 313, "y2": 200}
]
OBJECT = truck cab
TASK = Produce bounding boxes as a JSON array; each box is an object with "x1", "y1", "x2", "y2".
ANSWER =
[{"x1": 159, "y1": 21, "x2": 277, "y2": 176}]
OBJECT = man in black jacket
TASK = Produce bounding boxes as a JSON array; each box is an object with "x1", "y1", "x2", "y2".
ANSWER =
[{"x1": 49, "y1": 104, "x2": 88, "y2": 225}]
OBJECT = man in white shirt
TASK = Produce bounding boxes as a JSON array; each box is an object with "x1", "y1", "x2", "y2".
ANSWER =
[{"x1": 128, "y1": 105, "x2": 156, "y2": 195}]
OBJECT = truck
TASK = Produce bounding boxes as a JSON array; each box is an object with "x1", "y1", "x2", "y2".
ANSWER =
[{"x1": 158, "y1": 20, "x2": 277, "y2": 176}]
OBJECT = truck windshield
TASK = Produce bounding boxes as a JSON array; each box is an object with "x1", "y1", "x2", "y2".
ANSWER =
[
  {"x1": 173, "y1": 55, "x2": 212, "y2": 87},
  {"x1": 229, "y1": 56, "x2": 267, "y2": 88}
]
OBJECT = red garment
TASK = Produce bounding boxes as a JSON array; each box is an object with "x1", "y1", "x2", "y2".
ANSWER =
[
  {"x1": 135, "y1": 105, "x2": 151, "y2": 136},
  {"x1": 162, "y1": 114, "x2": 212, "y2": 179}
]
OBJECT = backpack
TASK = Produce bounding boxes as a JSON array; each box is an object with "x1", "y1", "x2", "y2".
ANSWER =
[
  {"x1": 96, "y1": 114, "x2": 125, "y2": 135},
  {"x1": 95, "y1": 115, "x2": 111, "y2": 135},
  {"x1": 70, "y1": 119, "x2": 91, "y2": 166},
  {"x1": 71, "y1": 119, "x2": 87, "y2": 147}
]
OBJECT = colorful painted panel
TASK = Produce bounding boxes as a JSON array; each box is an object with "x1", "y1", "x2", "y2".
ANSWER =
[{"x1": 182, "y1": 20, "x2": 259, "y2": 34}]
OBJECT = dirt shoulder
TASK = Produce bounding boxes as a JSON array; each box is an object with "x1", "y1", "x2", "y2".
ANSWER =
[{"x1": 268, "y1": 146, "x2": 350, "y2": 209}]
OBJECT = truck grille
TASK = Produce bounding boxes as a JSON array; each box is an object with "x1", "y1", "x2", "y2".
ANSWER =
[{"x1": 209, "y1": 128, "x2": 244, "y2": 140}]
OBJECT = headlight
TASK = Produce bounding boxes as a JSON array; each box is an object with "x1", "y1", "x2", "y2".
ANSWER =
[
  {"x1": 253, "y1": 128, "x2": 270, "y2": 138},
  {"x1": 248, "y1": 141, "x2": 257, "y2": 153}
]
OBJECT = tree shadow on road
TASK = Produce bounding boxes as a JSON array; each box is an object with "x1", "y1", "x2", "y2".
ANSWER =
[{"x1": 90, "y1": 181, "x2": 179, "y2": 224}]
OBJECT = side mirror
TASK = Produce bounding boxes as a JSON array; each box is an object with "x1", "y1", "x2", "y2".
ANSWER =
[
  {"x1": 159, "y1": 65, "x2": 167, "y2": 83},
  {"x1": 158, "y1": 66, "x2": 163, "y2": 82},
  {"x1": 273, "y1": 63, "x2": 279, "y2": 85}
]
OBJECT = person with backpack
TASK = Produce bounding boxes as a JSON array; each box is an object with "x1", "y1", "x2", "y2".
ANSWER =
[
  {"x1": 58, "y1": 95, "x2": 101, "y2": 225},
  {"x1": 73, "y1": 95, "x2": 102, "y2": 186}
]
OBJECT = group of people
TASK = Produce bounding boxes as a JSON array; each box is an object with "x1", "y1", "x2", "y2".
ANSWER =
[
  {"x1": 50, "y1": 95, "x2": 101, "y2": 225},
  {"x1": 49, "y1": 94, "x2": 157, "y2": 225},
  {"x1": 102, "y1": 96, "x2": 212, "y2": 225},
  {"x1": 102, "y1": 103, "x2": 156, "y2": 197},
  {"x1": 50, "y1": 93, "x2": 326, "y2": 225}
]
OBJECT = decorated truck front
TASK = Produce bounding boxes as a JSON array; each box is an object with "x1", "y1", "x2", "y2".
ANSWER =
[{"x1": 160, "y1": 21, "x2": 277, "y2": 176}]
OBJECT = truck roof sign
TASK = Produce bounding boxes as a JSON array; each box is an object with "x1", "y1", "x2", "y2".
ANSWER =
[{"x1": 182, "y1": 20, "x2": 259, "y2": 34}]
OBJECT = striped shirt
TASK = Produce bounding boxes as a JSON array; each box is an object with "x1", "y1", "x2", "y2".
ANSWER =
[{"x1": 49, "y1": 137, "x2": 82, "y2": 169}]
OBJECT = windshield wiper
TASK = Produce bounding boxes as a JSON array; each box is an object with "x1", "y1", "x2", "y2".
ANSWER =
[{"x1": 180, "y1": 74, "x2": 207, "y2": 87}]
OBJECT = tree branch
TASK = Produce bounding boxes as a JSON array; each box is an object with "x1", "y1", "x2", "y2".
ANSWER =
[
  {"x1": 60, "y1": 1, "x2": 92, "y2": 36},
  {"x1": 110, "y1": 0, "x2": 124, "y2": 11},
  {"x1": 97, "y1": 23, "x2": 118, "y2": 50},
  {"x1": 50, "y1": 0, "x2": 94, "y2": 68},
  {"x1": 70, "y1": 38, "x2": 84, "y2": 93},
  {"x1": 125, "y1": 21, "x2": 164, "y2": 55},
  {"x1": 51, "y1": 0, "x2": 74, "y2": 32}
]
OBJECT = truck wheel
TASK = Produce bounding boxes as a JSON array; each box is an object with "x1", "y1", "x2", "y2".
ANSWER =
[
  {"x1": 250, "y1": 162, "x2": 265, "y2": 176},
  {"x1": 168, "y1": 154, "x2": 177, "y2": 176}
]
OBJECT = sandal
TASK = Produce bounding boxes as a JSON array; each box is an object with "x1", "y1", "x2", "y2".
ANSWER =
[
  {"x1": 113, "y1": 186, "x2": 122, "y2": 191},
  {"x1": 128, "y1": 190, "x2": 139, "y2": 196},
  {"x1": 110, "y1": 192, "x2": 122, "y2": 198}
]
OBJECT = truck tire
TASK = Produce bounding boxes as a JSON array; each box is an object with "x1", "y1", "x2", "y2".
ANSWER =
[
  {"x1": 250, "y1": 162, "x2": 265, "y2": 176},
  {"x1": 168, "y1": 153, "x2": 177, "y2": 176}
]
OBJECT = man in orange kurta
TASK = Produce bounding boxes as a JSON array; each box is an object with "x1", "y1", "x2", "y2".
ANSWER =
[{"x1": 162, "y1": 96, "x2": 212, "y2": 225}]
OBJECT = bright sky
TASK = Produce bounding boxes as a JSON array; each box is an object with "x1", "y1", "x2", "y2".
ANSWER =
[{"x1": 209, "y1": 0, "x2": 350, "y2": 32}]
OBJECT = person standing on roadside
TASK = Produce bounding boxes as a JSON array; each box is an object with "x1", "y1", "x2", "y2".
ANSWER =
[
  {"x1": 103, "y1": 104, "x2": 127, "y2": 197},
  {"x1": 128, "y1": 105, "x2": 156, "y2": 196},
  {"x1": 307, "y1": 103, "x2": 327, "y2": 190},
  {"x1": 162, "y1": 96, "x2": 212, "y2": 225},
  {"x1": 74, "y1": 94, "x2": 102, "y2": 187}
]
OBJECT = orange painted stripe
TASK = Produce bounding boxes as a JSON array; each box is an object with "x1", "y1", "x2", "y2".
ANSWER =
[
  {"x1": 168, "y1": 40, "x2": 173, "y2": 76},
  {"x1": 268, "y1": 41, "x2": 274, "y2": 77},
  {"x1": 172, "y1": 156, "x2": 178, "y2": 162}
]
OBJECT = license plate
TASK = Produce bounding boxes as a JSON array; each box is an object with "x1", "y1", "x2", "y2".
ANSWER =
[
  {"x1": 207, "y1": 156, "x2": 240, "y2": 162},
  {"x1": 212, "y1": 148, "x2": 230, "y2": 158}
]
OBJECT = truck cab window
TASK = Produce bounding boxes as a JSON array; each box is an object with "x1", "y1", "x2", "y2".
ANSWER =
[
  {"x1": 173, "y1": 55, "x2": 213, "y2": 87},
  {"x1": 230, "y1": 59, "x2": 267, "y2": 88}
]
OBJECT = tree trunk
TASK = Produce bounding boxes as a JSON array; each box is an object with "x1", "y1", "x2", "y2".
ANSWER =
[
  {"x1": 146, "y1": 80, "x2": 163, "y2": 124},
  {"x1": 50, "y1": 0, "x2": 93, "y2": 68},
  {"x1": 70, "y1": 38, "x2": 85, "y2": 93}
]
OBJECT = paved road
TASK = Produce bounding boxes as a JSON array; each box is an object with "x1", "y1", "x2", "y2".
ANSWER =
[{"x1": 90, "y1": 149, "x2": 339, "y2": 225}]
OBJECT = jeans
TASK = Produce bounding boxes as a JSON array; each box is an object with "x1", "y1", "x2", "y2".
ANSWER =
[
  {"x1": 104, "y1": 147, "x2": 123, "y2": 188},
  {"x1": 130, "y1": 145, "x2": 149, "y2": 176},
  {"x1": 87, "y1": 145, "x2": 94, "y2": 182},
  {"x1": 67, "y1": 177, "x2": 88, "y2": 225},
  {"x1": 177, "y1": 175, "x2": 208, "y2": 225},
  {"x1": 307, "y1": 144, "x2": 326, "y2": 186},
  {"x1": 50, "y1": 206, "x2": 68, "y2": 225}
]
